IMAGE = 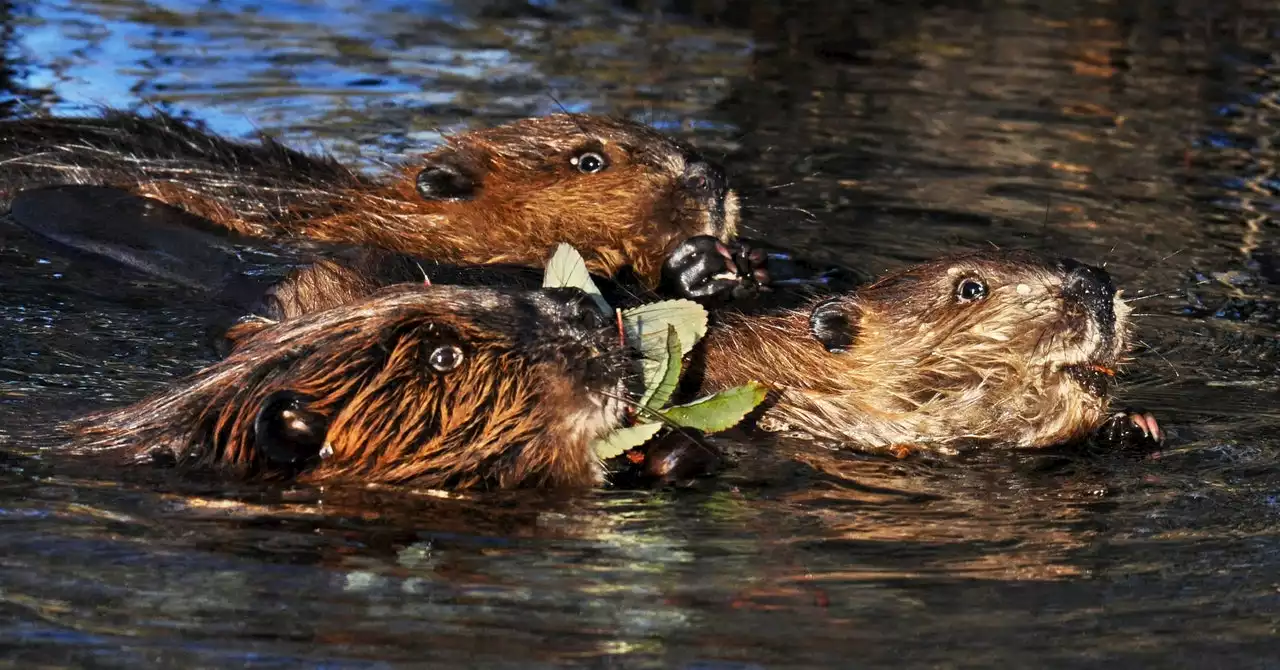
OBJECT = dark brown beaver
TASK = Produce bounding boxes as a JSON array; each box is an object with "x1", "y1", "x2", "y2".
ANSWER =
[
  {"x1": 73, "y1": 283, "x2": 638, "y2": 490},
  {"x1": 0, "y1": 112, "x2": 750, "y2": 299},
  {"x1": 696, "y1": 250, "x2": 1160, "y2": 452}
]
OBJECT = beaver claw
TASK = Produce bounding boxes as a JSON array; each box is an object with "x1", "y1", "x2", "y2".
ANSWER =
[
  {"x1": 1095, "y1": 407, "x2": 1164, "y2": 450},
  {"x1": 662, "y1": 235, "x2": 766, "y2": 301}
]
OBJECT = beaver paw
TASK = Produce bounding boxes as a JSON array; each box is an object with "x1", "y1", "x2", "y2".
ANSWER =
[
  {"x1": 1096, "y1": 407, "x2": 1164, "y2": 450},
  {"x1": 642, "y1": 439, "x2": 723, "y2": 484},
  {"x1": 608, "y1": 437, "x2": 723, "y2": 488},
  {"x1": 662, "y1": 235, "x2": 764, "y2": 301}
]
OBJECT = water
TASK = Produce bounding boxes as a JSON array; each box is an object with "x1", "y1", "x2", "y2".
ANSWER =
[{"x1": 1, "y1": 0, "x2": 1278, "y2": 667}]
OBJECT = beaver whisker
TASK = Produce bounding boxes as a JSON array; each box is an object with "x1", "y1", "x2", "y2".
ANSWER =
[
  {"x1": 1122, "y1": 291, "x2": 1178, "y2": 303},
  {"x1": 1135, "y1": 339, "x2": 1182, "y2": 378},
  {"x1": 739, "y1": 203, "x2": 819, "y2": 221},
  {"x1": 1099, "y1": 242, "x2": 1119, "y2": 268},
  {"x1": 1034, "y1": 314, "x2": 1069, "y2": 358},
  {"x1": 1125, "y1": 248, "x2": 1184, "y2": 286},
  {"x1": 589, "y1": 389, "x2": 690, "y2": 433}
]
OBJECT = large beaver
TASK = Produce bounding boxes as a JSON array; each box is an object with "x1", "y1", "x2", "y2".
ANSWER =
[
  {"x1": 0, "y1": 112, "x2": 755, "y2": 300},
  {"x1": 73, "y1": 284, "x2": 638, "y2": 490},
  {"x1": 696, "y1": 250, "x2": 1161, "y2": 452}
]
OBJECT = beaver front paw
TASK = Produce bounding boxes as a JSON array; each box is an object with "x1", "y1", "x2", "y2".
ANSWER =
[
  {"x1": 606, "y1": 435, "x2": 723, "y2": 488},
  {"x1": 662, "y1": 235, "x2": 765, "y2": 302},
  {"x1": 1095, "y1": 407, "x2": 1164, "y2": 450}
]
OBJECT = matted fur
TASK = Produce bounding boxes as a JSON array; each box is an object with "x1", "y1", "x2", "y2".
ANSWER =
[
  {"x1": 701, "y1": 250, "x2": 1134, "y2": 451},
  {"x1": 74, "y1": 284, "x2": 634, "y2": 490},
  {"x1": 0, "y1": 112, "x2": 738, "y2": 284}
]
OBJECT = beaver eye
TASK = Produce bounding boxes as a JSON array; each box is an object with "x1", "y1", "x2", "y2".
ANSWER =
[
  {"x1": 570, "y1": 151, "x2": 608, "y2": 174},
  {"x1": 955, "y1": 278, "x2": 987, "y2": 303},
  {"x1": 428, "y1": 345, "x2": 464, "y2": 372}
]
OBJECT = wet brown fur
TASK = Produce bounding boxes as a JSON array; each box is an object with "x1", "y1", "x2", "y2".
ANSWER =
[
  {"x1": 75, "y1": 284, "x2": 634, "y2": 490},
  {"x1": 0, "y1": 112, "x2": 738, "y2": 284},
  {"x1": 699, "y1": 251, "x2": 1133, "y2": 451}
]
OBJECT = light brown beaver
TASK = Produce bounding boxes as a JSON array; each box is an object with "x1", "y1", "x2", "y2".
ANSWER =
[
  {"x1": 0, "y1": 112, "x2": 753, "y2": 299},
  {"x1": 72, "y1": 284, "x2": 638, "y2": 490},
  {"x1": 695, "y1": 250, "x2": 1161, "y2": 453}
]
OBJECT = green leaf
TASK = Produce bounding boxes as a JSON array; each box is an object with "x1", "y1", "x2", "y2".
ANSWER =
[
  {"x1": 659, "y1": 381, "x2": 768, "y2": 434},
  {"x1": 622, "y1": 299, "x2": 708, "y2": 360},
  {"x1": 542, "y1": 243, "x2": 611, "y2": 315},
  {"x1": 633, "y1": 326, "x2": 671, "y2": 410},
  {"x1": 640, "y1": 326, "x2": 683, "y2": 410},
  {"x1": 591, "y1": 422, "x2": 663, "y2": 460}
]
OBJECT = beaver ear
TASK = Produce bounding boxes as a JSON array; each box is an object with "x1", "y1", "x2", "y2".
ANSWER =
[
  {"x1": 809, "y1": 297, "x2": 859, "y2": 353},
  {"x1": 415, "y1": 156, "x2": 480, "y2": 201},
  {"x1": 253, "y1": 391, "x2": 329, "y2": 466},
  {"x1": 215, "y1": 315, "x2": 276, "y2": 358}
]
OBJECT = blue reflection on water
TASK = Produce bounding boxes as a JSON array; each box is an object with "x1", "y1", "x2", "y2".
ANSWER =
[{"x1": 15, "y1": 0, "x2": 473, "y2": 137}]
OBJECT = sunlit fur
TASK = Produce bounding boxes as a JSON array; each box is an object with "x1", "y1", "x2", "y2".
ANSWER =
[
  {"x1": 0, "y1": 112, "x2": 739, "y2": 284},
  {"x1": 223, "y1": 251, "x2": 558, "y2": 351},
  {"x1": 700, "y1": 251, "x2": 1133, "y2": 451},
  {"x1": 74, "y1": 285, "x2": 634, "y2": 490}
]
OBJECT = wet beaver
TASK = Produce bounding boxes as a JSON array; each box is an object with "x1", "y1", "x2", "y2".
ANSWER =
[
  {"x1": 0, "y1": 111, "x2": 753, "y2": 300},
  {"x1": 73, "y1": 284, "x2": 638, "y2": 490},
  {"x1": 695, "y1": 250, "x2": 1161, "y2": 452}
]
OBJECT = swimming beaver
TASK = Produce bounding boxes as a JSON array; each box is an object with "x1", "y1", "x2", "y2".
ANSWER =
[
  {"x1": 696, "y1": 250, "x2": 1162, "y2": 452},
  {"x1": 0, "y1": 112, "x2": 756, "y2": 300},
  {"x1": 73, "y1": 284, "x2": 638, "y2": 490}
]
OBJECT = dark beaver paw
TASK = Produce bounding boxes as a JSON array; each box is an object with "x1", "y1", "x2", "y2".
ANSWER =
[
  {"x1": 606, "y1": 436, "x2": 723, "y2": 488},
  {"x1": 640, "y1": 439, "x2": 723, "y2": 483},
  {"x1": 662, "y1": 235, "x2": 765, "y2": 301},
  {"x1": 1095, "y1": 407, "x2": 1164, "y2": 451}
]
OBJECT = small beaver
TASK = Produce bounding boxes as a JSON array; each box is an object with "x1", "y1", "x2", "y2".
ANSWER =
[
  {"x1": 696, "y1": 250, "x2": 1160, "y2": 452},
  {"x1": 0, "y1": 112, "x2": 752, "y2": 299},
  {"x1": 73, "y1": 284, "x2": 638, "y2": 490}
]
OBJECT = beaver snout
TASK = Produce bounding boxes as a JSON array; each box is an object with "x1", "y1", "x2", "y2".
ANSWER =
[
  {"x1": 1062, "y1": 260, "x2": 1115, "y2": 300},
  {"x1": 539, "y1": 287, "x2": 608, "y2": 331},
  {"x1": 680, "y1": 159, "x2": 737, "y2": 237},
  {"x1": 531, "y1": 288, "x2": 627, "y2": 392},
  {"x1": 1061, "y1": 261, "x2": 1116, "y2": 325},
  {"x1": 681, "y1": 159, "x2": 728, "y2": 198}
]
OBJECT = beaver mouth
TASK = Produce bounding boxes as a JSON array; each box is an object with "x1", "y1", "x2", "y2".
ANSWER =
[
  {"x1": 674, "y1": 186, "x2": 739, "y2": 240},
  {"x1": 576, "y1": 333, "x2": 643, "y2": 423},
  {"x1": 1055, "y1": 289, "x2": 1129, "y2": 399},
  {"x1": 600, "y1": 377, "x2": 632, "y2": 426},
  {"x1": 1062, "y1": 361, "x2": 1118, "y2": 397}
]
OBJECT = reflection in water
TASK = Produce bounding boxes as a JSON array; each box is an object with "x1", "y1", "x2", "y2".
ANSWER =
[{"x1": 0, "y1": 0, "x2": 1277, "y2": 666}]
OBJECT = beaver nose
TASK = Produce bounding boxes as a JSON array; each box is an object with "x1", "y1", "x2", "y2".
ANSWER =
[
  {"x1": 1060, "y1": 259, "x2": 1117, "y2": 335},
  {"x1": 1062, "y1": 261, "x2": 1115, "y2": 303},
  {"x1": 681, "y1": 159, "x2": 727, "y2": 197},
  {"x1": 543, "y1": 287, "x2": 607, "y2": 330}
]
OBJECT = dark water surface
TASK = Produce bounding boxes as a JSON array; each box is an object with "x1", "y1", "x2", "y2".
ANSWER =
[{"x1": 1, "y1": 0, "x2": 1278, "y2": 667}]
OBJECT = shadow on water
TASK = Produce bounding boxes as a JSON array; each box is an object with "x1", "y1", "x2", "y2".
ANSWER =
[{"x1": 0, "y1": 0, "x2": 1277, "y2": 667}]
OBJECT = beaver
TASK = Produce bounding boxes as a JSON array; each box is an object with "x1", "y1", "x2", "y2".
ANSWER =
[
  {"x1": 72, "y1": 283, "x2": 640, "y2": 490},
  {"x1": 695, "y1": 250, "x2": 1162, "y2": 452},
  {"x1": 0, "y1": 112, "x2": 756, "y2": 300}
]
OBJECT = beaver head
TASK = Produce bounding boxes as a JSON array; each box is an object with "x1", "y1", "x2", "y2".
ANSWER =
[
  {"x1": 702, "y1": 250, "x2": 1133, "y2": 451},
  {"x1": 321, "y1": 114, "x2": 740, "y2": 283},
  {"x1": 76, "y1": 284, "x2": 637, "y2": 490}
]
